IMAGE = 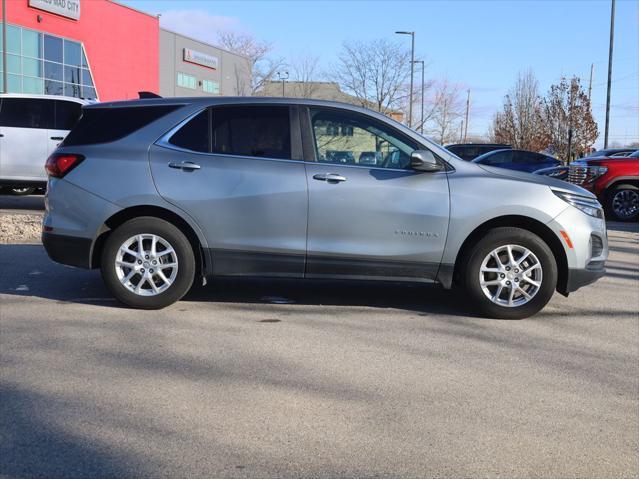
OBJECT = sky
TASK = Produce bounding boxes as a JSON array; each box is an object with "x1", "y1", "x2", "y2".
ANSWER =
[{"x1": 122, "y1": 0, "x2": 639, "y2": 147}]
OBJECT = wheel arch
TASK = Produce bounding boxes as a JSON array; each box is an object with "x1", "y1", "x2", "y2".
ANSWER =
[
  {"x1": 90, "y1": 205, "x2": 210, "y2": 277},
  {"x1": 446, "y1": 215, "x2": 569, "y2": 294}
]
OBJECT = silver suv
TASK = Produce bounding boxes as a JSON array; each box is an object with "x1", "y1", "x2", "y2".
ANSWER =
[
  {"x1": 42, "y1": 98, "x2": 607, "y2": 319},
  {"x1": 0, "y1": 94, "x2": 85, "y2": 193}
]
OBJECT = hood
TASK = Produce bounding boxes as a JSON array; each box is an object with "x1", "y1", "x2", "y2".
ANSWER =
[{"x1": 475, "y1": 164, "x2": 596, "y2": 198}]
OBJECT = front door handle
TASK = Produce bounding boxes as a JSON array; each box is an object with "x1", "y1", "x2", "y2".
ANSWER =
[
  {"x1": 313, "y1": 173, "x2": 347, "y2": 183},
  {"x1": 50, "y1": 136, "x2": 64, "y2": 141},
  {"x1": 168, "y1": 161, "x2": 201, "y2": 171}
]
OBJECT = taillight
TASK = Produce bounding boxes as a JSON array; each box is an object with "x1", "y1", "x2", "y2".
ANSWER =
[{"x1": 45, "y1": 154, "x2": 85, "y2": 178}]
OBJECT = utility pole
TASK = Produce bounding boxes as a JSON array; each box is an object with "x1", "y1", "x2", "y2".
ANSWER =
[
  {"x1": 463, "y1": 89, "x2": 470, "y2": 142},
  {"x1": 396, "y1": 31, "x2": 415, "y2": 128},
  {"x1": 412, "y1": 60, "x2": 425, "y2": 134},
  {"x1": 459, "y1": 120, "x2": 464, "y2": 142},
  {"x1": 604, "y1": 0, "x2": 615, "y2": 148},
  {"x1": 567, "y1": 80, "x2": 574, "y2": 163},
  {"x1": 2, "y1": 0, "x2": 7, "y2": 93},
  {"x1": 588, "y1": 63, "x2": 594, "y2": 101}
]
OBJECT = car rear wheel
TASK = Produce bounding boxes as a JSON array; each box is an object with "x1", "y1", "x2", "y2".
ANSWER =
[
  {"x1": 101, "y1": 217, "x2": 195, "y2": 309},
  {"x1": 462, "y1": 227, "x2": 557, "y2": 319},
  {"x1": 606, "y1": 184, "x2": 639, "y2": 221}
]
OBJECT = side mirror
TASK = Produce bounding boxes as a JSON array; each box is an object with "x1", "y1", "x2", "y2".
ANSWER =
[{"x1": 410, "y1": 150, "x2": 442, "y2": 172}]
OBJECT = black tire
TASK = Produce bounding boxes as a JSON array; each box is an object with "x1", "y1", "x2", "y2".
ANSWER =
[
  {"x1": 605, "y1": 184, "x2": 639, "y2": 222},
  {"x1": 10, "y1": 187, "x2": 36, "y2": 196},
  {"x1": 462, "y1": 227, "x2": 557, "y2": 320},
  {"x1": 101, "y1": 217, "x2": 195, "y2": 309}
]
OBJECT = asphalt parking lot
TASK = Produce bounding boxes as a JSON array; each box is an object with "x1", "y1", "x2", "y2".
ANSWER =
[{"x1": 1, "y1": 196, "x2": 638, "y2": 478}]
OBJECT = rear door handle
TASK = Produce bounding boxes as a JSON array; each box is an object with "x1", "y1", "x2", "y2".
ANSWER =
[
  {"x1": 50, "y1": 136, "x2": 64, "y2": 141},
  {"x1": 168, "y1": 161, "x2": 201, "y2": 171},
  {"x1": 313, "y1": 173, "x2": 347, "y2": 183}
]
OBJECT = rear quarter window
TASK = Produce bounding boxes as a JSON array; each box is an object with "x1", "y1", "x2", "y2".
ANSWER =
[{"x1": 62, "y1": 105, "x2": 181, "y2": 146}]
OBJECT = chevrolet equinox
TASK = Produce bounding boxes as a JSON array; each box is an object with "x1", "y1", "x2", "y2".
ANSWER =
[{"x1": 42, "y1": 98, "x2": 608, "y2": 319}]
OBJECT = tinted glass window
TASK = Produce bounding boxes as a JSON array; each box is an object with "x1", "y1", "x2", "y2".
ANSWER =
[
  {"x1": 169, "y1": 109, "x2": 210, "y2": 153},
  {"x1": 482, "y1": 151, "x2": 512, "y2": 165},
  {"x1": 55, "y1": 101, "x2": 82, "y2": 130},
  {"x1": 311, "y1": 108, "x2": 418, "y2": 169},
  {"x1": 0, "y1": 98, "x2": 54, "y2": 129},
  {"x1": 43, "y1": 34, "x2": 63, "y2": 63},
  {"x1": 64, "y1": 40, "x2": 82, "y2": 67},
  {"x1": 211, "y1": 106, "x2": 291, "y2": 159},
  {"x1": 62, "y1": 105, "x2": 180, "y2": 146}
]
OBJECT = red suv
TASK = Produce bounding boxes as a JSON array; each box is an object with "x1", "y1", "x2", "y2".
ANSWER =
[{"x1": 568, "y1": 150, "x2": 639, "y2": 221}]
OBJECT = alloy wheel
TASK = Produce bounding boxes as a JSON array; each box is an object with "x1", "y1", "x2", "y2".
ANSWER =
[
  {"x1": 479, "y1": 244, "x2": 543, "y2": 308},
  {"x1": 612, "y1": 189, "x2": 639, "y2": 220},
  {"x1": 115, "y1": 234, "x2": 178, "y2": 296}
]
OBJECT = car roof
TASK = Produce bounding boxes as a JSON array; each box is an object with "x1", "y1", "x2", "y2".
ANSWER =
[
  {"x1": 446, "y1": 143, "x2": 511, "y2": 148},
  {"x1": 0, "y1": 93, "x2": 89, "y2": 104},
  {"x1": 83, "y1": 96, "x2": 416, "y2": 132}
]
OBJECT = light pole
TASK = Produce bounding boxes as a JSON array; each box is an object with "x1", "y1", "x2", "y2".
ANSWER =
[
  {"x1": 395, "y1": 31, "x2": 415, "y2": 128},
  {"x1": 412, "y1": 60, "x2": 425, "y2": 134},
  {"x1": 604, "y1": 0, "x2": 615, "y2": 148},
  {"x1": 276, "y1": 71, "x2": 289, "y2": 97}
]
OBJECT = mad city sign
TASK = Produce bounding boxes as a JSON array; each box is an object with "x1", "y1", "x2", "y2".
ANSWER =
[
  {"x1": 29, "y1": 0, "x2": 81, "y2": 20},
  {"x1": 183, "y1": 48, "x2": 219, "y2": 70}
]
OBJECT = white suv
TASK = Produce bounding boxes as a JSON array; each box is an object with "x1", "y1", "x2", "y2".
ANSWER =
[{"x1": 0, "y1": 94, "x2": 86, "y2": 194}]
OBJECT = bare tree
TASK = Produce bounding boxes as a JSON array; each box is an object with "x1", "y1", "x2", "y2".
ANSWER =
[
  {"x1": 217, "y1": 31, "x2": 283, "y2": 95},
  {"x1": 289, "y1": 53, "x2": 321, "y2": 98},
  {"x1": 331, "y1": 38, "x2": 411, "y2": 114},
  {"x1": 490, "y1": 70, "x2": 548, "y2": 151},
  {"x1": 541, "y1": 76, "x2": 598, "y2": 161},
  {"x1": 427, "y1": 79, "x2": 464, "y2": 144}
]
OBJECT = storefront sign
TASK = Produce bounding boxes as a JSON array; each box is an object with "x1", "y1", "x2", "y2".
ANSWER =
[
  {"x1": 183, "y1": 48, "x2": 218, "y2": 70},
  {"x1": 28, "y1": 0, "x2": 81, "y2": 20}
]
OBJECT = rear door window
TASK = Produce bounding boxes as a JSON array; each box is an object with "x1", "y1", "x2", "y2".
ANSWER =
[
  {"x1": 54, "y1": 100, "x2": 82, "y2": 130},
  {"x1": 211, "y1": 105, "x2": 291, "y2": 159},
  {"x1": 0, "y1": 98, "x2": 54, "y2": 129}
]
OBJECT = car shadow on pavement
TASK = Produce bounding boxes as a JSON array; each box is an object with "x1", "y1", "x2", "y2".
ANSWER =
[
  {"x1": 0, "y1": 244, "x2": 479, "y2": 317},
  {"x1": 0, "y1": 383, "x2": 138, "y2": 479}
]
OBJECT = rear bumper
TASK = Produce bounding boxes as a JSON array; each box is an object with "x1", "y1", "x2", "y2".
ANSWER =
[
  {"x1": 42, "y1": 232, "x2": 92, "y2": 269},
  {"x1": 564, "y1": 264, "x2": 606, "y2": 293}
]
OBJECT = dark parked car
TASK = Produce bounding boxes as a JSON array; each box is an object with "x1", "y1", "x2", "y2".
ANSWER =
[
  {"x1": 445, "y1": 143, "x2": 511, "y2": 161},
  {"x1": 584, "y1": 148, "x2": 636, "y2": 159},
  {"x1": 472, "y1": 149, "x2": 560, "y2": 173},
  {"x1": 534, "y1": 165, "x2": 569, "y2": 181}
]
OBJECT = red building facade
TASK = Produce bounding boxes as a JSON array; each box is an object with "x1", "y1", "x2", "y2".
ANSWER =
[{"x1": 1, "y1": 0, "x2": 159, "y2": 101}]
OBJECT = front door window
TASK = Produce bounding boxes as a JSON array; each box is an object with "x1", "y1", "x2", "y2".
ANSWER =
[{"x1": 310, "y1": 108, "x2": 417, "y2": 169}]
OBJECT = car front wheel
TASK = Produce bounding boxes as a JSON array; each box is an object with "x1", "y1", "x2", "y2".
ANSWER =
[
  {"x1": 606, "y1": 184, "x2": 639, "y2": 221},
  {"x1": 462, "y1": 227, "x2": 558, "y2": 319},
  {"x1": 101, "y1": 217, "x2": 195, "y2": 309}
]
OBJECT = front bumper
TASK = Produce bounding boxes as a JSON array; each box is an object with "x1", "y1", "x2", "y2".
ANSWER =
[
  {"x1": 42, "y1": 232, "x2": 92, "y2": 269},
  {"x1": 565, "y1": 265, "x2": 606, "y2": 293},
  {"x1": 547, "y1": 203, "x2": 608, "y2": 294}
]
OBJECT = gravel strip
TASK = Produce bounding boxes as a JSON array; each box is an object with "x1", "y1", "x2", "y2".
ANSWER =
[{"x1": 0, "y1": 213, "x2": 42, "y2": 244}]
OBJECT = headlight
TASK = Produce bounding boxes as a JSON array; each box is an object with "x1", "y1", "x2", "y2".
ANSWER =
[
  {"x1": 553, "y1": 190, "x2": 604, "y2": 219},
  {"x1": 585, "y1": 166, "x2": 608, "y2": 183}
]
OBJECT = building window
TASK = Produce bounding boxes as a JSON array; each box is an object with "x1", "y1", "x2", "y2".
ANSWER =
[
  {"x1": 202, "y1": 79, "x2": 219, "y2": 94},
  {"x1": 0, "y1": 23, "x2": 97, "y2": 100},
  {"x1": 177, "y1": 72, "x2": 197, "y2": 90}
]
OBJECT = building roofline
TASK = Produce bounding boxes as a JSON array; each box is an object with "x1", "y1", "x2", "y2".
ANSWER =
[
  {"x1": 159, "y1": 27, "x2": 249, "y2": 60},
  {"x1": 107, "y1": 0, "x2": 160, "y2": 20}
]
